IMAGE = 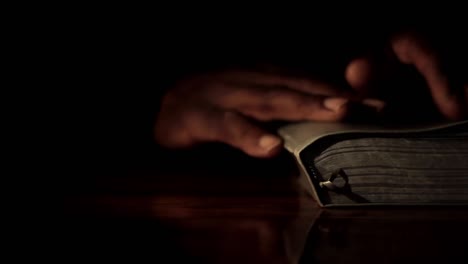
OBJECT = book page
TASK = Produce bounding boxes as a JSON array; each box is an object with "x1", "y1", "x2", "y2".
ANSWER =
[{"x1": 278, "y1": 120, "x2": 468, "y2": 155}]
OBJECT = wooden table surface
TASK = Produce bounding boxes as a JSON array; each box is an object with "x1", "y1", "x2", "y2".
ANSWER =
[{"x1": 62, "y1": 145, "x2": 468, "y2": 263}]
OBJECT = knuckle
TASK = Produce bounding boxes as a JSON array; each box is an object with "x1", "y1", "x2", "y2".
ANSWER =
[
  {"x1": 393, "y1": 32, "x2": 432, "y2": 64},
  {"x1": 392, "y1": 36, "x2": 414, "y2": 63}
]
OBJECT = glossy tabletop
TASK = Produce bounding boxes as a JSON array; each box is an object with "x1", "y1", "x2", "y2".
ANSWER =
[{"x1": 62, "y1": 146, "x2": 468, "y2": 263}]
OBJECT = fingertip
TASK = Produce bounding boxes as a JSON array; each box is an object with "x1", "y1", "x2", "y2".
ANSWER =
[
  {"x1": 323, "y1": 97, "x2": 349, "y2": 112},
  {"x1": 258, "y1": 134, "x2": 282, "y2": 153},
  {"x1": 362, "y1": 98, "x2": 387, "y2": 112},
  {"x1": 242, "y1": 134, "x2": 283, "y2": 158},
  {"x1": 318, "y1": 97, "x2": 388, "y2": 122},
  {"x1": 319, "y1": 97, "x2": 350, "y2": 121},
  {"x1": 440, "y1": 95, "x2": 467, "y2": 121},
  {"x1": 254, "y1": 144, "x2": 283, "y2": 158},
  {"x1": 220, "y1": 112, "x2": 284, "y2": 158},
  {"x1": 345, "y1": 57, "x2": 374, "y2": 92}
]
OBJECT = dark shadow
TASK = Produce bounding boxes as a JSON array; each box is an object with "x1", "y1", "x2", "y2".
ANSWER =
[{"x1": 299, "y1": 206, "x2": 468, "y2": 264}]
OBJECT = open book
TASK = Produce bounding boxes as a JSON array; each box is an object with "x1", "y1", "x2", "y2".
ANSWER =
[{"x1": 278, "y1": 120, "x2": 468, "y2": 207}]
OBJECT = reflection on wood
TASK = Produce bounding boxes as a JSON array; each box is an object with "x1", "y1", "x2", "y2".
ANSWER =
[{"x1": 63, "y1": 146, "x2": 468, "y2": 263}]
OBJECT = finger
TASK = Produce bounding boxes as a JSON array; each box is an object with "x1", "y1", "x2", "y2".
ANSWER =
[
  {"x1": 219, "y1": 70, "x2": 352, "y2": 97},
  {"x1": 391, "y1": 33, "x2": 465, "y2": 120},
  {"x1": 164, "y1": 106, "x2": 283, "y2": 158},
  {"x1": 214, "y1": 86, "x2": 352, "y2": 121},
  {"x1": 345, "y1": 46, "x2": 403, "y2": 96},
  {"x1": 197, "y1": 110, "x2": 283, "y2": 158},
  {"x1": 345, "y1": 56, "x2": 398, "y2": 95},
  {"x1": 345, "y1": 57, "x2": 374, "y2": 93},
  {"x1": 242, "y1": 93, "x2": 350, "y2": 122}
]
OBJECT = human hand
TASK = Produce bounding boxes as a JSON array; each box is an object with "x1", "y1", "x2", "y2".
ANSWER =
[
  {"x1": 154, "y1": 70, "x2": 383, "y2": 158},
  {"x1": 345, "y1": 31, "x2": 467, "y2": 121}
]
